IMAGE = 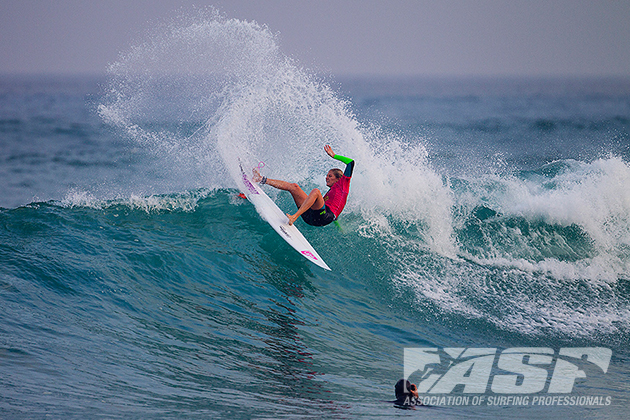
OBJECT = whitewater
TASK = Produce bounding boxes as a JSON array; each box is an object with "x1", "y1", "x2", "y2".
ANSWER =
[{"x1": 1, "y1": 11, "x2": 629, "y2": 419}]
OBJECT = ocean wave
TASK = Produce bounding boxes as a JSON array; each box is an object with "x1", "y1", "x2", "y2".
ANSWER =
[
  {"x1": 59, "y1": 188, "x2": 215, "y2": 212},
  {"x1": 88, "y1": 11, "x2": 630, "y2": 340}
]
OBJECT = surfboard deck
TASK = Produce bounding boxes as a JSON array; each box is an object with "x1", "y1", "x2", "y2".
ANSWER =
[{"x1": 238, "y1": 164, "x2": 331, "y2": 271}]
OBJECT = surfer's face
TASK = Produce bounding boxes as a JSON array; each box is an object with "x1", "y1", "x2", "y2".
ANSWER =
[{"x1": 326, "y1": 170, "x2": 339, "y2": 187}]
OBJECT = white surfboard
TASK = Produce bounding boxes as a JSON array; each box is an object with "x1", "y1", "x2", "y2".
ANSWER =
[{"x1": 238, "y1": 164, "x2": 331, "y2": 271}]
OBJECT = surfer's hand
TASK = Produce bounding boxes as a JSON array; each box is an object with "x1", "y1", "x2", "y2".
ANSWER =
[
  {"x1": 252, "y1": 168, "x2": 262, "y2": 182},
  {"x1": 324, "y1": 144, "x2": 335, "y2": 158}
]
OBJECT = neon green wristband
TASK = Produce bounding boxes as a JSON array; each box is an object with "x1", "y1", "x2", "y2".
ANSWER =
[{"x1": 333, "y1": 154, "x2": 353, "y2": 165}]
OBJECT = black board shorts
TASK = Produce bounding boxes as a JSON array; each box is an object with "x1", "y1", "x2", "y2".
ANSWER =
[{"x1": 301, "y1": 205, "x2": 336, "y2": 226}]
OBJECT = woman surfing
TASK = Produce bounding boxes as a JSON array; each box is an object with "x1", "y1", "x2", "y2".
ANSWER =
[{"x1": 252, "y1": 145, "x2": 354, "y2": 226}]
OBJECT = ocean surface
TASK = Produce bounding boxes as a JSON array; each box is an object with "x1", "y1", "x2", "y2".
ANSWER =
[{"x1": 1, "y1": 15, "x2": 630, "y2": 419}]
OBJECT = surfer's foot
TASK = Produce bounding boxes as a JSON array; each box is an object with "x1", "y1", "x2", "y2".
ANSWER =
[{"x1": 286, "y1": 213, "x2": 298, "y2": 225}]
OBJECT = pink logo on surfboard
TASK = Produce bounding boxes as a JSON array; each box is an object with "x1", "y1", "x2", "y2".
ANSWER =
[
  {"x1": 239, "y1": 164, "x2": 260, "y2": 195},
  {"x1": 301, "y1": 250, "x2": 318, "y2": 260}
]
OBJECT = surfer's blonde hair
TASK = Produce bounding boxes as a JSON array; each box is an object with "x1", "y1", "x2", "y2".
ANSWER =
[{"x1": 330, "y1": 168, "x2": 343, "y2": 179}]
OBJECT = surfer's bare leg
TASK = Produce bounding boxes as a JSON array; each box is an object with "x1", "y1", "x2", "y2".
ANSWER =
[
  {"x1": 269, "y1": 179, "x2": 309, "y2": 207},
  {"x1": 286, "y1": 188, "x2": 325, "y2": 225},
  {"x1": 253, "y1": 169, "x2": 307, "y2": 205},
  {"x1": 253, "y1": 169, "x2": 324, "y2": 225}
]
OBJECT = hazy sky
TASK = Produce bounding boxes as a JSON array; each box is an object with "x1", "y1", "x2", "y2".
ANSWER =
[{"x1": 1, "y1": 0, "x2": 629, "y2": 77}]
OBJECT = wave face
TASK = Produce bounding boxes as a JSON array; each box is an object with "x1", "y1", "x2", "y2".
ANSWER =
[{"x1": 1, "y1": 10, "x2": 630, "y2": 419}]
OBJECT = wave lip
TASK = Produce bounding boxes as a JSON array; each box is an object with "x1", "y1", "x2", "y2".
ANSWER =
[{"x1": 59, "y1": 188, "x2": 214, "y2": 213}]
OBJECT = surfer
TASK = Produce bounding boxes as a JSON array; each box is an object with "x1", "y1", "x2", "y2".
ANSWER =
[
  {"x1": 393, "y1": 379, "x2": 422, "y2": 407},
  {"x1": 252, "y1": 145, "x2": 354, "y2": 226}
]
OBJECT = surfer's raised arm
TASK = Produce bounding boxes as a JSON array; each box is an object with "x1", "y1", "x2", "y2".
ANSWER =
[
  {"x1": 325, "y1": 144, "x2": 354, "y2": 178},
  {"x1": 252, "y1": 144, "x2": 354, "y2": 226}
]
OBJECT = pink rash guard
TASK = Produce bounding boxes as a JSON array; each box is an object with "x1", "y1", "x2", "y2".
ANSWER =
[
  {"x1": 324, "y1": 175, "x2": 351, "y2": 218},
  {"x1": 323, "y1": 154, "x2": 354, "y2": 218}
]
